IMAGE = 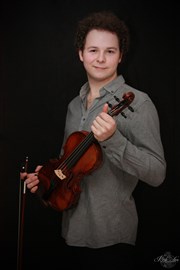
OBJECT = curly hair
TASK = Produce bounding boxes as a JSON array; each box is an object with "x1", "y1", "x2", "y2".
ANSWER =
[{"x1": 74, "y1": 11, "x2": 130, "y2": 62}]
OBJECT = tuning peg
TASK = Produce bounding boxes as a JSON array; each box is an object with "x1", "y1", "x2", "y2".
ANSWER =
[
  {"x1": 128, "y1": 106, "x2": 134, "y2": 112},
  {"x1": 107, "y1": 102, "x2": 113, "y2": 108},
  {"x1": 114, "y1": 95, "x2": 120, "y2": 102},
  {"x1": 121, "y1": 112, "x2": 127, "y2": 118}
]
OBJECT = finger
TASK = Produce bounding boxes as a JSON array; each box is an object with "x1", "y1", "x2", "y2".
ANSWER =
[
  {"x1": 27, "y1": 183, "x2": 39, "y2": 193},
  {"x1": 26, "y1": 178, "x2": 39, "y2": 189},
  {"x1": 25, "y1": 173, "x2": 38, "y2": 184},
  {"x1": 20, "y1": 172, "x2": 27, "y2": 180},
  {"x1": 30, "y1": 186, "x2": 39, "y2": 193},
  {"x1": 102, "y1": 103, "x2": 109, "y2": 113},
  {"x1": 35, "y1": 165, "x2": 43, "y2": 172}
]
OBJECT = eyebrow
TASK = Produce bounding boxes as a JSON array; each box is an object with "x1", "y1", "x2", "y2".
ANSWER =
[{"x1": 86, "y1": 46, "x2": 118, "y2": 50}]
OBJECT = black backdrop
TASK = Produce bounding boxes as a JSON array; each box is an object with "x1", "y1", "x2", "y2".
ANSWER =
[{"x1": 0, "y1": 1, "x2": 178, "y2": 269}]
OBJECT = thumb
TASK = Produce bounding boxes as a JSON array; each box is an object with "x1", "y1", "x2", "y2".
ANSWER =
[
  {"x1": 102, "y1": 103, "x2": 109, "y2": 113},
  {"x1": 35, "y1": 165, "x2": 43, "y2": 172}
]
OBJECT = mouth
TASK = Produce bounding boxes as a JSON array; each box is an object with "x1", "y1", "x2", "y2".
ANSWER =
[{"x1": 93, "y1": 66, "x2": 107, "y2": 70}]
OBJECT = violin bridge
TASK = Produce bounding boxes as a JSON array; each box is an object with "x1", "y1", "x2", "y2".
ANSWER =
[{"x1": 54, "y1": 169, "x2": 66, "y2": 180}]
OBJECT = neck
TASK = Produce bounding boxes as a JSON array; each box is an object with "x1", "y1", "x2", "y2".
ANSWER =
[{"x1": 87, "y1": 73, "x2": 117, "y2": 95}]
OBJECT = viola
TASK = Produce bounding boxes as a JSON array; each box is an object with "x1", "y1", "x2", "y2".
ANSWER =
[{"x1": 37, "y1": 92, "x2": 135, "y2": 211}]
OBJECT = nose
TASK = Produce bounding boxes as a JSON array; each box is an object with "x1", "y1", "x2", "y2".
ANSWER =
[{"x1": 97, "y1": 51, "x2": 105, "y2": 62}]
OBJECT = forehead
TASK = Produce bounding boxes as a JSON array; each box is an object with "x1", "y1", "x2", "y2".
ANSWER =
[{"x1": 85, "y1": 29, "x2": 119, "y2": 48}]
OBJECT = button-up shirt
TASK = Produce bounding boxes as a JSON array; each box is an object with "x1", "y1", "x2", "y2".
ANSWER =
[{"x1": 60, "y1": 75, "x2": 166, "y2": 248}]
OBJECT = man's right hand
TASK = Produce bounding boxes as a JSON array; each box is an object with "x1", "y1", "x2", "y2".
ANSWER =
[{"x1": 20, "y1": 165, "x2": 42, "y2": 193}]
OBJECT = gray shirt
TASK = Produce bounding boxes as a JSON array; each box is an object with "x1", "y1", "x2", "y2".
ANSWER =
[{"x1": 60, "y1": 75, "x2": 166, "y2": 248}]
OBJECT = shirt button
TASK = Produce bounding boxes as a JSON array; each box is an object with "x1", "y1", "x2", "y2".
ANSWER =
[{"x1": 103, "y1": 146, "x2": 106, "y2": 149}]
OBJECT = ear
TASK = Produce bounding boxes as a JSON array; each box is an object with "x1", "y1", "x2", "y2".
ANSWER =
[
  {"x1": 79, "y1": 50, "x2": 83, "y2": 62},
  {"x1": 118, "y1": 53, "x2": 122, "y2": 63}
]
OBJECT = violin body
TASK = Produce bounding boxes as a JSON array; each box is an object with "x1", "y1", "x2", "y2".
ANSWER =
[{"x1": 38, "y1": 131, "x2": 102, "y2": 211}]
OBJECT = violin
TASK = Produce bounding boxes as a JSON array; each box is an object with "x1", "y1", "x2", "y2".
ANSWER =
[{"x1": 37, "y1": 92, "x2": 135, "y2": 211}]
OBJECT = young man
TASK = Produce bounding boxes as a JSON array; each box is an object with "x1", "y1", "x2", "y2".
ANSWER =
[{"x1": 21, "y1": 11, "x2": 166, "y2": 269}]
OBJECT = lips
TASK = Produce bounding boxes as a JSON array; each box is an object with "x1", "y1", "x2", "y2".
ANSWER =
[{"x1": 93, "y1": 66, "x2": 107, "y2": 69}]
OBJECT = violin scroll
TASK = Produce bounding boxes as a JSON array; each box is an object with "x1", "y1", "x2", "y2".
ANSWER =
[{"x1": 109, "y1": 91, "x2": 135, "y2": 117}]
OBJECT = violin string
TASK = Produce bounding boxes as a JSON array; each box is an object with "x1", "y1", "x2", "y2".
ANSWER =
[
  {"x1": 57, "y1": 132, "x2": 94, "y2": 171},
  {"x1": 66, "y1": 133, "x2": 94, "y2": 169}
]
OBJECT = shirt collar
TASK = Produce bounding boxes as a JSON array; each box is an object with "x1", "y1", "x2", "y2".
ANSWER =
[{"x1": 79, "y1": 75, "x2": 125, "y2": 102}]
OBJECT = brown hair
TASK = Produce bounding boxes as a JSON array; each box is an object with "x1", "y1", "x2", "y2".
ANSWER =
[{"x1": 74, "y1": 11, "x2": 130, "y2": 62}]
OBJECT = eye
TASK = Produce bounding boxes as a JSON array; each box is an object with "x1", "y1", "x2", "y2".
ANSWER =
[
  {"x1": 89, "y1": 49, "x2": 97, "y2": 53},
  {"x1": 107, "y1": 50, "x2": 115, "y2": 54}
]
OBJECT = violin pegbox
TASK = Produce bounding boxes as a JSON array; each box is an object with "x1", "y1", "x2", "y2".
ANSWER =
[{"x1": 108, "y1": 92, "x2": 135, "y2": 118}]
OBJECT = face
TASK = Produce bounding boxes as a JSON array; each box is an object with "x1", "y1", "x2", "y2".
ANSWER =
[{"x1": 79, "y1": 29, "x2": 122, "y2": 84}]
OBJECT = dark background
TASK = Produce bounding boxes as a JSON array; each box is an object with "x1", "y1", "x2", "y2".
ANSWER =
[{"x1": 0, "y1": 0, "x2": 178, "y2": 269}]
